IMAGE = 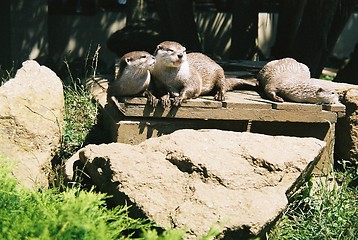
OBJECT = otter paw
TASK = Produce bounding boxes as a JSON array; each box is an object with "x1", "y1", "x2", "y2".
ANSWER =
[
  {"x1": 267, "y1": 92, "x2": 284, "y2": 102},
  {"x1": 214, "y1": 91, "x2": 225, "y2": 101},
  {"x1": 173, "y1": 96, "x2": 183, "y2": 107},
  {"x1": 147, "y1": 96, "x2": 159, "y2": 107},
  {"x1": 161, "y1": 94, "x2": 171, "y2": 108},
  {"x1": 144, "y1": 90, "x2": 159, "y2": 107},
  {"x1": 273, "y1": 96, "x2": 284, "y2": 102}
]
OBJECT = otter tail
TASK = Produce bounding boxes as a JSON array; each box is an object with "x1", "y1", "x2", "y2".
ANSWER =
[{"x1": 225, "y1": 77, "x2": 259, "y2": 91}]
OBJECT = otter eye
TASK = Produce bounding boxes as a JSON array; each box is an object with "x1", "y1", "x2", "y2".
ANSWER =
[
  {"x1": 140, "y1": 55, "x2": 147, "y2": 59},
  {"x1": 166, "y1": 48, "x2": 174, "y2": 53}
]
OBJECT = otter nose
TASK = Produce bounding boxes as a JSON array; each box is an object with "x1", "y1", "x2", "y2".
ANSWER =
[{"x1": 177, "y1": 54, "x2": 183, "y2": 59}]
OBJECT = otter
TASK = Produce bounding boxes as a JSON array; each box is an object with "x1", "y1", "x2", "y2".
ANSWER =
[
  {"x1": 150, "y1": 41, "x2": 257, "y2": 107},
  {"x1": 108, "y1": 51, "x2": 155, "y2": 98},
  {"x1": 257, "y1": 58, "x2": 339, "y2": 104}
]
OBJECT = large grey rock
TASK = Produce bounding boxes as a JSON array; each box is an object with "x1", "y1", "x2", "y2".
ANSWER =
[
  {"x1": 319, "y1": 80, "x2": 358, "y2": 164},
  {"x1": 75, "y1": 129, "x2": 325, "y2": 238},
  {"x1": 334, "y1": 87, "x2": 358, "y2": 164},
  {"x1": 0, "y1": 60, "x2": 64, "y2": 188}
]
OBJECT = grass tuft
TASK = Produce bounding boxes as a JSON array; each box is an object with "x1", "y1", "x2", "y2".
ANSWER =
[
  {"x1": 0, "y1": 63, "x2": 15, "y2": 86},
  {"x1": 0, "y1": 157, "x2": 189, "y2": 240},
  {"x1": 58, "y1": 85, "x2": 98, "y2": 162},
  {"x1": 268, "y1": 165, "x2": 358, "y2": 240},
  {"x1": 57, "y1": 44, "x2": 102, "y2": 162}
]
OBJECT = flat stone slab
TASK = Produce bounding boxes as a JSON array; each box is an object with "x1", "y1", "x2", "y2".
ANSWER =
[
  {"x1": 86, "y1": 78, "x2": 345, "y2": 123},
  {"x1": 76, "y1": 129, "x2": 325, "y2": 239},
  {"x1": 112, "y1": 91, "x2": 344, "y2": 123}
]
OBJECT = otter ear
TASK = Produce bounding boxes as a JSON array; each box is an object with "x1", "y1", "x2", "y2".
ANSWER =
[
  {"x1": 154, "y1": 45, "x2": 162, "y2": 56},
  {"x1": 119, "y1": 57, "x2": 128, "y2": 70},
  {"x1": 317, "y1": 88, "x2": 324, "y2": 93},
  {"x1": 124, "y1": 57, "x2": 133, "y2": 65}
]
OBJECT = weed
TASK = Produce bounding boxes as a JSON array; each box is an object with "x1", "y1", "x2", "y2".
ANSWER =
[
  {"x1": 268, "y1": 166, "x2": 358, "y2": 240},
  {"x1": 0, "y1": 63, "x2": 15, "y2": 86},
  {"x1": 0, "y1": 157, "x2": 150, "y2": 239},
  {"x1": 57, "y1": 85, "x2": 98, "y2": 162},
  {"x1": 62, "y1": 44, "x2": 104, "y2": 88},
  {"x1": 57, "y1": 45, "x2": 101, "y2": 162}
]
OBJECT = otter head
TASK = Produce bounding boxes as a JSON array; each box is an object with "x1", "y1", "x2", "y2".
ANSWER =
[
  {"x1": 316, "y1": 87, "x2": 339, "y2": 104},
  {"x1": 115, "y1": 51, "x2": 155, "y2": 80},
  {"x1": 154, "y1": 41, "x2": 187, "y2": 68},
  {"x1": 120, "y1": 51, "x2": 155, "y2": 71}
]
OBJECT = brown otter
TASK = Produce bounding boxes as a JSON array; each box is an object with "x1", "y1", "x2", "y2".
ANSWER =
[
  {"x1": 257, "y1": 58, "x2": 339, "y2": 104},
  {"x1": 108, "y1": 51, "x2": 155, "y2": 98},
  {"x1": 150, "y1": 41, "x2": 257, "y2": 107}
]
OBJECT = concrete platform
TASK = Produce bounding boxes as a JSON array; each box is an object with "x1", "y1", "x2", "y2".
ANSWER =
[{"x1": 88, "y1": 77, "x2": 346, "y2": 175}]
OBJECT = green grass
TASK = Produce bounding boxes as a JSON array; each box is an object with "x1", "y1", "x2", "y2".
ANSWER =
[
  {"x1": 57, "y1": 46, "x2": 102, "y2": 162},
  {"x1": 268, "y1": 165, "x2": 358, "y2": 240},
  {"x1": 0, "y1": 157, "x2": 141, "y2": 239},
  {"x1": 0, "y1": 156, "x2": 190, "y2": 240},
  {"x1": 57, "y1": 85, "x2": 99, "y2": 161},
  {"x1": 0, "y1": 63, "x2": 15, "y2": 86}
]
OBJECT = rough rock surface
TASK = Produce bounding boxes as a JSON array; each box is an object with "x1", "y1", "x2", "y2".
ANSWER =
[
  {"x1": 75, "y1": 129, "x2": 325, "y2": 238},
  {"x1": 0, "y1": 60, "x2": 64, "y2": 188},
  {"x1": 319, "y1": 80, "x2": 358, "y2": 164},
  {"x1": 335, "y1": 87, "x2": 358, "y2": 164}
]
